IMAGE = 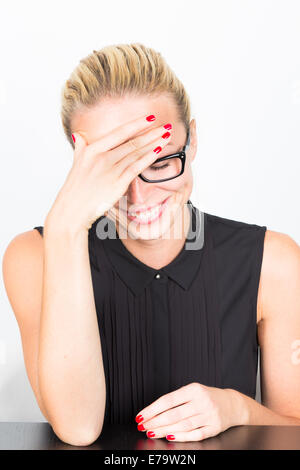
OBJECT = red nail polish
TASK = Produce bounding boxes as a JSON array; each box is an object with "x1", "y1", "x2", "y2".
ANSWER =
[
  {"x1": 162, "y1": 131, "x2": 171, "y2": 139},
  {"x1": 153, "y1": 146, "x2": 162, "y2": 154},
  {"x1": 135, "y1": 414, "x2": 144, "y2": 423},
  {"x1": 71, "y1": 134, "x2": 76, "y2": 143},
  {"x1": 147, "y1": 431, "x2": 155, "y2": 438},
  {"x1": 146, "y1": 115, "x2": 156, "y2": 121},
  {"x1": 166, "y1": 434, "x2": 175, "y2": 440},
  {"x1": 137, "y1": 423, "x2": 145, "y2": 431},
  {"x1": 164, "y1": 123, "x2": 172, "y2": 130}
]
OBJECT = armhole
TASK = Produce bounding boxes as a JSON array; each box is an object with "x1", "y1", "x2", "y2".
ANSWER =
[
  {"x1": 88, "y1": 225, "x2": 100, "y2": 271},
  {"x1": 33, "y1": 226, "x2": 44, "y2": 237},
  {"x1": 33, "y1": 224, "x2": 100, "y2": 271},
  {"x1": 251, "y1": 226, "x2": 267, "y2": 342}
]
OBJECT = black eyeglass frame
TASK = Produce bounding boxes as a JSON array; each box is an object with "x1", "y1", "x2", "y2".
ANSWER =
[{"x1": 138, "y1": 129, "x2": 190, "y2": 183}]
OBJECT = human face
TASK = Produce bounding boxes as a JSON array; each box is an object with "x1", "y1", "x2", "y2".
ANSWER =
[{"x1": 72, "y1": 93, "x2": 197, "y2": 241}]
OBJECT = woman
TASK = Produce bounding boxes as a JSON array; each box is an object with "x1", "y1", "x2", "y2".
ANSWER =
[{"x1": 3, "y1": 43, "x2": 300, "y2": 446}]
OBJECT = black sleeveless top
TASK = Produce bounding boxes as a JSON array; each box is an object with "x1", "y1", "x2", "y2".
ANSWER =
[{"x1": 34, "y1": 200, "x2": 266, "y2": 425}]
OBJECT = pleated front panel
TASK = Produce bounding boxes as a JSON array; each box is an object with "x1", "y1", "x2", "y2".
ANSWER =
[
  {"x1": 100, "y1": 269, "x2": 155, "y2": 424},
  {"x1": 167, "y1": 224, "x2": 222, "y2": 392}
]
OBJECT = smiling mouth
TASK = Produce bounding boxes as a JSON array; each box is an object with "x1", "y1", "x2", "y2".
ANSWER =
[{"x1": 125, "y1": 196, "x2": 170, "y2": 224}]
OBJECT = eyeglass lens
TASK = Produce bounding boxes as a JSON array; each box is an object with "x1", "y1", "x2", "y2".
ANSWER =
[{"x1": 140, "y1": 156, "x2": 182, "y2": 182}]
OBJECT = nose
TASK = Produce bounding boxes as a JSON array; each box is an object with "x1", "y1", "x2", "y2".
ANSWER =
[{"x1": 126, "y1": 176, "x2": 153, "y2": 205}]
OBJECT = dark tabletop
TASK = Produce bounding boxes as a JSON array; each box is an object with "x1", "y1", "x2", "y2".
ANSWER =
[{"x1": 1, "y1": 422, "x2": 300, "y2": 450}]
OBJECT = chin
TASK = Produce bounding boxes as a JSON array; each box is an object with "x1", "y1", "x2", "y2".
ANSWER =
[{"x1": 125, "y1": 214, "x2": 171, "y2": 240}]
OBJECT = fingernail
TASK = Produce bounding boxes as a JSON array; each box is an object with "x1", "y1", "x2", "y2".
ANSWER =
[
  {"x1": 146, "y1": 115, "x2": 156, "y2": 121},
  {"x1": 162, "y1": 131, "x2": 171, "y2": 139},
  {"x1": 71, "y1": 134, "x2": 76, "y2": 143},
  {"x1": 153, "y1": 146, "x2": 162, "y2": 154},
  {"x1": 147, "y1": 431, "x2": 155, "y2": 438},
  {"x1": 164, "y1": 123, "x2": 172, "y2": 130},
  {"x1": 137, "y1": 423, "x2": 145, "y2": 431},
  {"x1": 166, "y1": 434, "x2": 175, "y2": 440},
  {"x1": 135, "y1": 414, "x2": 144, "y2": 423}
]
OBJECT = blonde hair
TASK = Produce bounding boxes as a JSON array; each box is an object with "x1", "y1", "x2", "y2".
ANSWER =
[{"x1": 61, "y1": 43, "x2": 192, "y2": 149}]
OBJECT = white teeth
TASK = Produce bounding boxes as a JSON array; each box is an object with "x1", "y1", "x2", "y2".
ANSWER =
[{"x1": 129, "y1": 204, "x2": 162, "y2": 219}]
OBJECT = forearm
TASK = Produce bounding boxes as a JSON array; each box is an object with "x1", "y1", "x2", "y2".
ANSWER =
[
  {"x1": 38, "y1": 218, "x2": 106, "y2": 444},
  {"x1": 229, "y1": 388, "x2": 300, "y2": 426}
]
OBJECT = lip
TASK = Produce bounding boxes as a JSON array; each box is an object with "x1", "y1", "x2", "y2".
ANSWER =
[
  {"x1": 126, "y1": 196, "x2": 170, "y2": 225},
  {"x1": 127, "y1": 197, "x2": 169, "y2": 214}
]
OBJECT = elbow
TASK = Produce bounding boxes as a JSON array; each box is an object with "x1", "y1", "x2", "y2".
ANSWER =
[{"x1": 50, "y1": 421, "x2": 103, "y2": 447}]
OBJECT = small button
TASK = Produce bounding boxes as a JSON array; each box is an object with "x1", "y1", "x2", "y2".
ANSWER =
[{"x1": 155, "y1": 273, "x2": 161, "y2": 279}]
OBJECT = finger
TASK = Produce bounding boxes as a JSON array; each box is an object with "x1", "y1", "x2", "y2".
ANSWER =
[
  {"x1": 117, "y1": 131, "x2": 172, "y2": 180},
  {"x1": 135, "y1": 385, "x2": 193, "y2": 424},
  {"x1": 164, "y1": 426, "x2": 218, "y2": 443},
  {"x1": 72, "y1": 132, "x2": 87, "y2": 163},
  {"x1": 139, "y1": 402, "x2": 198, "y2": 430},
  {"x1": 144, "y1": 414, "x2": 210, "y2": 439},
  {"x1": 109, "y1": 123, "x2": 172, "y2": 165},
  {"x1": 83, "y1": 113, "x2": 157, "y2": 156}
]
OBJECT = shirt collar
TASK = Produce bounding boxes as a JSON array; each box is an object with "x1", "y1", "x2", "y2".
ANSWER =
[{"x1": 100, "y1": 200, "x2": 205, "y2": 297}]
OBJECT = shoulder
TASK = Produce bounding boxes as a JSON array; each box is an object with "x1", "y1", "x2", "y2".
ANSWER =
[
  {"x1": 262, "y1": 229, "x2": 300, "y2": 266},
  {"x1": 3, "y1": 229, "x2": 43, "y2": 265},
  {"x1": 259, "y1": 229, "x2": 300, "y2": 321},
  {"x1": 261, "y1": 229, "x2": 300, "y2": 287},
  {"x1": 2, "y1": 229, "x2": 44, "y2": 319}
]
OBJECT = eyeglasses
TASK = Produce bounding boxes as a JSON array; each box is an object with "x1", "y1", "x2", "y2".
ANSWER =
[{"x1": 138, "y1": 129, "x2": 190, "y2": 183}]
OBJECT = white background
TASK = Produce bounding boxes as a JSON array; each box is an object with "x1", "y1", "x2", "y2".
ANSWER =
[{"x1": 0, "y1": 0, "x2": 299, "y2": 421}]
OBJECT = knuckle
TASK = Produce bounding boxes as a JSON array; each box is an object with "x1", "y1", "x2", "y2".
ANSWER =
[
  {"x1": 122, "y1": 165, "x2": 140, "y2": 180},
  {"x1": 83, "y1": 146, "x2": 93, "y2": 160},
  {"x1": 173, "y1": 407, "x2": 184, "y2": 421},
  {"x1": 190, "y1": 382, "x2": 200, "y2": 393},
  {"x1": 91, "y1": 160, "x2": 106, "y2": 178},
  {"x1": 127, "y1": 149, "x2": 141, "y2": 163},
  {"x1": 198, "y1": 429, "x2": 207, "y2": 441},
  {"x1": 127, "y1": 162, "x2": 139, "y2": 176},
  {"x1": 193, "y1": 399, "x2": 202, "y2": 414},
  {"x1": 213, "y1": 407, "x2": 222, "y2": 424},
  {"x1": 168, "y1": 393, "x2": 178, "y2": 409},
  {"x1": 209, "y1": 394, "x2": 217, "y2": 408},
  {"x1": 180, "y1": 387, "x2": 190, "y2": 402},
  {"x1": 127, "y1": 138, "x2": 139, "y2": 151},
  {"x1": 184, "y1": 417, "x2": 194, "y2": 430},
  {"x1": 182, "y1": 382, "x2": 199, "y2": 399},
  {"x1": 207, "y1": 396, "x2": 215, "y2": 410},
  {"x1": 210, "y1": 403, "x2": 220, "y2": 422}
]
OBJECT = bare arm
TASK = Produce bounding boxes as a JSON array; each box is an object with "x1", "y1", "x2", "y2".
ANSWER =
[
  {"x1": 230, "y1": 230, "x2": 300, "y2": 425},
  {"x1": 38, "y1": 218, "x2": 106, "y2": 445},
  {"x1": 2, "y1": 230, "x2": 51, "y2": 423},
  {"x1": 2, "y1": 225, "x2": 106, "y2": 447},
  {"x1": 256, "y1": 230, "x2": 300, "y2": 420}
]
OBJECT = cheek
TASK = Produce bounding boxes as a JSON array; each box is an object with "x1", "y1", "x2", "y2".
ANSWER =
[
  {"x1": 157, "y1": 169, "x2": 193, "y2": 193},
  {"x1": 169, "y1": 173, "x2": 193, "y2": 194},
  {"x1": 182, "y1": 166, "x2": 193, "y2": 189}
]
